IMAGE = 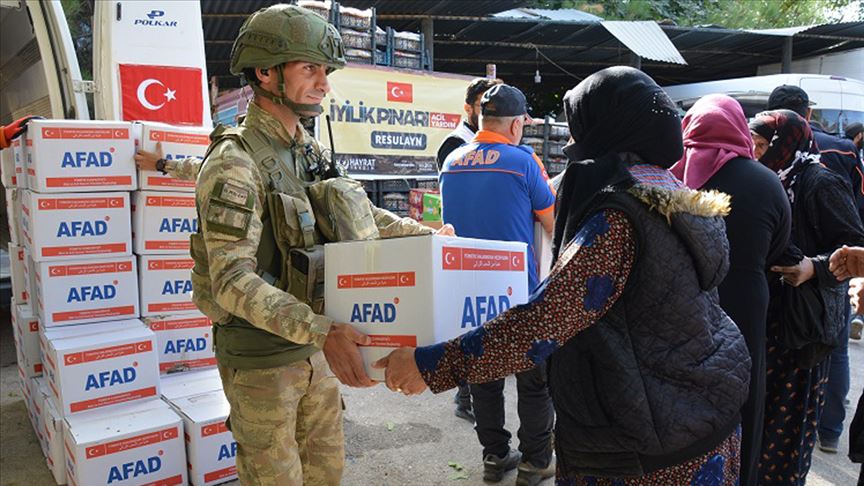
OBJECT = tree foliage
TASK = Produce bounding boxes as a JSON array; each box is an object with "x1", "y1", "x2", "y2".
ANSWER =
[{"x1": 525, "y1": 0, "x2": 863, "y2": 28}]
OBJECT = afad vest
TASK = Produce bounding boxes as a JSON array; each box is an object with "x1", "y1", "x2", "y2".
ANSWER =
[
  {"x1": 549, "y1": 184, "x2": 751, "y2": 478},
  {"x1": 191, "y1": 124, "x2": 327, "y2": 369}
]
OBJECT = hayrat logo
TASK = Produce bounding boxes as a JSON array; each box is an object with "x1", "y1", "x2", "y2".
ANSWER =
[
  {"x1": 119, "y1": 64, "x2": 203, "y2": 125},
  {"x1": 386, "y1": 82, "x2": 413, "y2": 103}
]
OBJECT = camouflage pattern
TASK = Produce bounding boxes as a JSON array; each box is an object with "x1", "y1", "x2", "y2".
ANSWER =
[
  {"x1": 230, "y1": 4, "x2": 346, "y2": 75},
  {"x1": 164, "y1": 157, "x2": 202, "y2": 181},
  {"x1": 218, "y1": 352, "x2": 343, "y2": 485}
]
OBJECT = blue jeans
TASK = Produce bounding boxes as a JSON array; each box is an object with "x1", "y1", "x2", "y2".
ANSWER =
[{"x1": 819, "y1": 302, "x2": 852, "y2": 442}]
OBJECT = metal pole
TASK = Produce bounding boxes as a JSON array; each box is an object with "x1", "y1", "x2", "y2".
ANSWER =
[
  {"x1": 422, "y1": 17, "x2": 434, "y2": 71},
  {"x1": 781, "y1": 37, "x2": 793, "y2": 73}
]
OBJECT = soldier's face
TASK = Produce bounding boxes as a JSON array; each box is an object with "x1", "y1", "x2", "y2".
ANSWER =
[{"x1": 280, "y1": 61, "x2": 331, "y2": 105}]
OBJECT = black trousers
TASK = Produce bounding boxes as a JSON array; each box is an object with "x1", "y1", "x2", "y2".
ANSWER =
[{"x1": 470, "y1": 365, "x2": 554, "y2": 467}]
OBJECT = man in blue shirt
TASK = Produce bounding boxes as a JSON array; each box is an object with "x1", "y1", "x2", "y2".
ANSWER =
[{"x1": 440, "y1": 84, "x2": 555, "y2": 485}]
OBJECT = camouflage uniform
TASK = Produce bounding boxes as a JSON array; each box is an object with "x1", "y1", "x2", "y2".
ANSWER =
[
  {"x1": 163, "y1": 157, "x2": 202, "y2": 181},
  {"x1": 192, "y1": 7, "x2": 431, "y2": 485}
]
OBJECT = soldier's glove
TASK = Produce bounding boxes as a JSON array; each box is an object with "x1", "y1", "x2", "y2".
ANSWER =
[{"x1": 2, "y1": 115, "x2": 42, "y2": 147}]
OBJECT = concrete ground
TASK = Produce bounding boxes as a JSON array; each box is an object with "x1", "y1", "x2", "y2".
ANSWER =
[{"x1": 1, "y1": 309, "x2": 861, "y2": 485}]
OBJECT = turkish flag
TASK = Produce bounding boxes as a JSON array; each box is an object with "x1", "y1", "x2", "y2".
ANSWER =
[
  {"x1": 119, "y1": 64, "x2": 203, "y2": 126},
  {"x1": 386, "y1": 81, "x2": 413, "y2": 103}
]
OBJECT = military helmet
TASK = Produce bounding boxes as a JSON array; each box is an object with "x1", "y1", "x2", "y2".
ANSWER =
[{"x1": 229, "y1": 4, "x2": 346, "y2": 75}]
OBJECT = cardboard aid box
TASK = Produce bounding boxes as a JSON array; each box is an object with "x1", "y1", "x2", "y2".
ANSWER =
[
  {"x1": 2, "y1": 139, "x2": 17, "y2": 187},
  {"x1": 64, "y1": 399, "x2": 187, "y2": 486},
  {"x1": 40, "y1": 320, "x2": 138, "y2": 388},
  {"x1": 534, "y1": 221, "x2": 553, "y2": 282},
  {"x1": 43, "y1": 320, "x2": 159, "y2": 417},
  {"x1": 21, "y1": 191, "x2": 132, "y2": 261},
  {"x1": 26, "y1": 120, "x2": 136, "y2": 193},
  {"x1": 132, "y1": 191, "x2": 198, "y2": 254},
  {"x1": 144, "y1": 313, "x2": 215, "y2": 374},
  {"x1": 9, "y1": 244, "x2": 30, "y2": 305},
  {"x1": 34, "y1": 256, "x2": 139, "y2": 327},
  {"x1": 159, "y1": 368, "x2": 223, "y2": 402},
  {"x1": 137, "y1": 122, "x2": 209, "y2": 191},
  {"x1": 324, "y1": 235, "x2": 529, "y2": 381},
  {"x1": 13, "y1": 304, "x2": 42, "y2": 377},
  {"x1": 29, "y1": 376, "x2": 49, "y2": 456},
  {"x1": 43, "y1": 397, "x2": 67, "y2": 485},
  {"x1": 166, "y1": 390, "x2": 237, "y2": 486},
  {"x1": 139, "y1": 255, "x2": 197, "y2": 317},
  {"x1": 7, "y1": 187, "x2": 22, "y2": 245}
]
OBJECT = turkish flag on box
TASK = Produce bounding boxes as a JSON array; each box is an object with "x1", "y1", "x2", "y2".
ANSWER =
[{"x1": 119, "y1": 64, "x2": 203, "y2": 126}]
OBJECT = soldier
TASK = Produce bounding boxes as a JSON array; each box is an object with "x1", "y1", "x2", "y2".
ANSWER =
[{"x1": 188, "y1": 5, "x2": 445, "y2": 485}]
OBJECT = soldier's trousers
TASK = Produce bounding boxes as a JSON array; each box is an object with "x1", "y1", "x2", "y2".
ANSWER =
[{"x1": 218, "y1": 352, "x2": 344, "y2": 485}]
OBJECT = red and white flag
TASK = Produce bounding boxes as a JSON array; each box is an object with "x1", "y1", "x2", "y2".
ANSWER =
[
  {"x1": 119, "y1": 64, "x2": 203, "y2": 126},
  {"x1": 386, "y1": 81, "x2": 413, "y2": 103}
]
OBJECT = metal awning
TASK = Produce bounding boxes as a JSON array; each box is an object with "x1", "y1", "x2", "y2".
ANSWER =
[{"x1": 602, "y1": 21, "x2": 687, "y2": 64}]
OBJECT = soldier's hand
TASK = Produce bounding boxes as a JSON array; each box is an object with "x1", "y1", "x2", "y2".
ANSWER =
[
  {"x1": 134, "y1": 141, "x2": 163, "y2": 171},
  {"x1": 323, "y1": 323, "x2": 376, "y2": 388},
  {"x1": 435, "y1": 224, "x2": 455, "y2": 236},
  {"x1": 372, "y1": 347, "x2": 427, "y2": 395}
]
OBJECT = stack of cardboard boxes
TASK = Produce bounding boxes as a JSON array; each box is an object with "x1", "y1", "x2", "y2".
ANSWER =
[{"x1": 2, "y1": 120, "x2": 236, "y2": 485}]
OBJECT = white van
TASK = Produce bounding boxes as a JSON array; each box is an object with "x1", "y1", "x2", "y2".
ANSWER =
[{"x1": 662, "y1": 73, "x2": 864, "y2": 136}]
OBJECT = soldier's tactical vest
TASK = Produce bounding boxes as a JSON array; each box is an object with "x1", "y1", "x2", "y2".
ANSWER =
[{"x1": 192, "y1": 124, "x2": 377, "y2": 369}]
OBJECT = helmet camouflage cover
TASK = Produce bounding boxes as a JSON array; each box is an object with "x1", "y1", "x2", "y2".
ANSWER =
[{"x1": 230, "y1": 4, "x2": 346, "y2": 75}]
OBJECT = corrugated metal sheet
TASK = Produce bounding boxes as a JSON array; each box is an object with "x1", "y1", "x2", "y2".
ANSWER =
[
  {"x1": 493, "y1": 8, "x2": 602, "y2": 22},
  {"x1": 602, "y1": 21, "x2": 687, "y2": 65},
  {"x1": 338, "y1": 0, "x2": 524, "y2": 16}
]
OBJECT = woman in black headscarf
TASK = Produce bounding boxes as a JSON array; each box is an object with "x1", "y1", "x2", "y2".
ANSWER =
[
  {"x1": 749, "y1": 109, "x2": 864, "y2": 485},
  {"x1": 377, "y1": 67, "x2": 751, "y2": 485}
]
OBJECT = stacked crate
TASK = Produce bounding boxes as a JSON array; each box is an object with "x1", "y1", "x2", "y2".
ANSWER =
[
  {"x1": 1, "y1": 119, "x2": 238, "y2": 485},
  {"x1": 522, "y1": 119, "x2": 570, "y2": 176},
  {"x1": 133, "y1": 122, "x2": 216, "y2": 376}
]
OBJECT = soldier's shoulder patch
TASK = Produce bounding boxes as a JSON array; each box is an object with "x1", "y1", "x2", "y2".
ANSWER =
[
  {"x1": 205, "y1": 180, "x2": 255, "y2": 238},
  {"x1": 211, "y1": 181, "x2": 254, "y2": 209}
]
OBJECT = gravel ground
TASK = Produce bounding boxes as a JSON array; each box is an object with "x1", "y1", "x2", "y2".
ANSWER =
[{"x1": 1, "y1": 311, "x2": 861, "y2": 486}]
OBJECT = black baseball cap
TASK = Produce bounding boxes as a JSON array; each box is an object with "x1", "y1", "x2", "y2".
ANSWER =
[
  {"x1": 480, "y1": 84, "x2": 529, "y2": 118},
  {"x1": 845, "y1": 122, "x2": 863, "y2": 140},
  {"x1": 767, "y1": 85, "x2": 816, "y2": 115}
]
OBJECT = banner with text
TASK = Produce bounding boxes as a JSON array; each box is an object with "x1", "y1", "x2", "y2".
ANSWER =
[{"x1": 321, "y1": 65, "x2": 472, "y2": 178}]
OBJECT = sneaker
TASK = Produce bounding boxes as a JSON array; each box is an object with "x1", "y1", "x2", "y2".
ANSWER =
[
  {"x1": 483, "y1": 449, "x2": 521, "y2": 483},
  {"x1": 516, "y1": 457, "x2": 556, "y2": 486},
  {"x1": 851, "y1": 317, "x2": 863, "y2": 340},
  {"x1": 818, "y1": 436, "x2": 839, "y2": 453},
  {"x1": 455, "y1": 405, "x2": 475, "y2": 424}
]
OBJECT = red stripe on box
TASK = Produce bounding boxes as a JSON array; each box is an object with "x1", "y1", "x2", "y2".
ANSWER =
[
  {"x1": 63, "y1": 340, "x2": 152, "y2": 366},
  {"x1": 70, "y1": 386, "x2": 158, "y2": 413},
  {"x1": 359, "y1": 335, "x2": 418, "y2": 347},
  {"x1": 52, "y1": 305, "x2": 136, "y2": 322},
  {"x1": 36, "y1": 197, "x2": 125, "y2": 210},
  {"x1": 145, "y1": 259, "x2": 194, "y2": 270},
  {"x1": 41, "y1": 127, "x2": 129, "y2": 139},
  {"x1": 200, "y1": 421, "x2": 229, "y2": 438},
  {"x1": 146, "y1": 176, "x2": 196, "y2": 188},
  {"x1": 149, "y1": 317, "x2": 210, "y2": 331},
  {"x1": 144, "y1": 241, "x2": 191, "y2": 250},
  {"x1": 144, "y1": 196, "x2": 196, "y2": 207},
  {"x1": 41, "y1": 243, "x2": 128, "y2": 258},
  {"x1": 204, "y1": 466, "x2": 238, "y2": 483},
  {"x1": 148, "y1": 302, "x2": 197, "y2": 313},
  {"x1": 34, "y1": 363, "x2": 43, "y2": 373},
  {"x1": 47, "y1": 260, "x2": 133, "y2": 276},
  {"x1": 65, "y1": 441, "x2": 76, "y2": 464},
  {"x1": 45, "y1": 176, "x2": 133, "y2": 188},
  {"x1": 336, "y1": 272, "x2": 415, "y2": 289},
  {"x1": 159, "y1": 357, "x2": 217, "y2": 373},
  {"x1": 49, "y1": 380, "x2": 59, "y2": 398},
  {"x1": 141, "y1": 474, "x2": 184, "y2": 486},
  {"x1": 85, "y1": 425, "x2": 178, "y2": 458},
  {"x1": 149, "y1": 130, "x2": 210, "y2": 145},
  {"x1": 442, "y1": 247, "x2": 524, "y2": 272}
]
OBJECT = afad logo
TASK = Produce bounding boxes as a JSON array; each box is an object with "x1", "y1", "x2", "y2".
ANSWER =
[
  {"x1": 461, "y1": 287, "x2": 513, "y2": 329},
  {"x1": 134, "y1": 10, "x2": 177, "y2": 27},
  {"x1": 67, "y1": 283, "x2": 117, "y2": 303},
  {"x1": 60, "y1": 149, "x2": 114, "y2": 168},
  {"x1": 350, "y1": 297, "x2": 400, "y2": 323},
  {"x1": 217, "y1": 442, "x2": 238, "y2": 461},
  {"x1": 85, "y1": 366, "x2": 136, "y2": 391},
  {"x1": 107, "y1": 454, "x2": 161, "y2": 484},
  {"x1": 159, "y1": 217, "x2": 197, "y2": 233},
  {"x1": 56, "y1": 219, "x2": 109, "y2": 238}
]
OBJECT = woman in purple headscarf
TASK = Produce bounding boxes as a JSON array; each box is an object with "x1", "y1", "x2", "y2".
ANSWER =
[{"x1": 671, "y1": 95, "x2": 792, "y2": 486}]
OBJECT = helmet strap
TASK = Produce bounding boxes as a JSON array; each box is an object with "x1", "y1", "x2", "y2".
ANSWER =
[{"x1": 250, "y1": 65, "x2": 323, "y2": 117}]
